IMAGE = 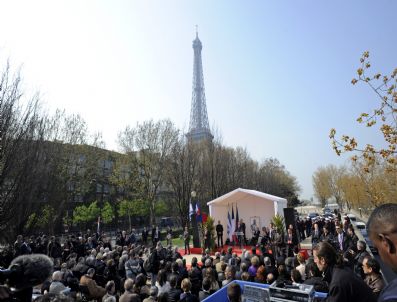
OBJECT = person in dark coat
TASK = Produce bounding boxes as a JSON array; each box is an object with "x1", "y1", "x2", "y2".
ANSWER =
[
  {"x1": 303, "y1": 261, "x2": 328, "y2": 293},
  {"x1": 284, "y1": 228, "x2": 299, "y2": 257},
  {"x1": 180, "y1": 278, "x2": 199, "y2": 302},
  {"x1": 319, "y1": 226, "x2": 334, "y2": 245},
  {"x1": 216, "y1": 221, "x2": 223, "y2": 247},
  {"x1": 313, "y1": 241, "x2": 376, "y2": 302},
  {"x1": 198, "y1": 278, "x2": 211, "y2": 301},
  {"x1": 188, "y1": 257, "x2": 202, "y2": 297},
  {"x1": 204, "y1": 227, "x2": 211, "y2": 250},
  {"x1": 152, "y1": 226, "x2": 160, "y2": 245},
  {"x1": 334, "y1": 224, "x2": 351, "y2": 253},
  {"x1": 363, "y1": 256, "x2": 385, "y2": 299},
  {"x1": 367, "y1": 203, "x2": 397, "y2": 302},
  {"x1": 239, "y1": 219, "x2": 246, "y2": 244},
  {"x1": 352, "y1": 240, "x2": 370, "y2": 278},
  {"x1": 48, "y1": 236, "x2": 63, "y2": 260},
  {"x1": 142, "y1": 227, "x2": 149, "y2": 245},
  {"x1": 168, "y1": 275, "x2": 182, "y2": 302}
]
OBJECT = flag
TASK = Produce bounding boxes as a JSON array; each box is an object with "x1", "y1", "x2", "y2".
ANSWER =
[
  {"x1": 189, "y1": 200, "x2": 194, "y2": 221},
  {"x1": 233, "y1": 203, "x2": 240, "y2": 243},
  {"x1": 229, "y1": 204, "x2": 236, "y2": 242},
  {"x1": 227, "y1": 206, "x2": 232, "y2": 241},
  {"x1": 231, "y1": 204, "x2": 235, "y2": 233},
  {"x1": 202, "y1": 212, "x2": 208, "y2": 223},
  {"x1": 235, "y1": 203, "x2": 239, "y2": 231},
  {"x1": 195, "y1": 203, "x2": 202, "y2": 222}
]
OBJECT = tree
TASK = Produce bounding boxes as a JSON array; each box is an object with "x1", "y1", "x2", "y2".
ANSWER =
[
  {"x1": 330, "y1": 51, "x2": 397, "y2": 172},
  {"x1": 349, "y1": 158, "x2": 397, "y2": 207},
  {"x1": 257, "y1": 158, "x2": 301, "y2": 200},
  {"x1": 338, "y1": 173, "x2": 367, "y2": 212},
  {"x1": 165, "y1": 136, "x2": 200, "y2": 228},
  {"x1": 72, "y1": 200, "x2": 113, "y2": 229},
  {"x1": 72, "y1": 204, "x2": 91, "y2": 228},
  {"x1": 101, "y1": 201, "x2": 114, "y2": 224},
  {"x1": 118, "y1": 199, "x2": 149, "y2": 231},
  {"x1": 118, "y1": 119, "x2": 179, "y2": 224},
  {"x1": 24, "y1": 205, "x2": 56, "y2": 234},
  {"x1": 312, "y1": 167, "x2": 332, "y2": 207},
  {"x1": 0, "y1": 61, "x2": 47, "y2": 242}
]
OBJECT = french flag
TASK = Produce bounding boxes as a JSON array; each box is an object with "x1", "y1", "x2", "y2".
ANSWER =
[{"x1": 195, "y1": 203, "x2": 202, "y2": 222}]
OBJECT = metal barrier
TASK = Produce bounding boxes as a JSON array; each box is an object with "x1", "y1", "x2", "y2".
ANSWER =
[{"x1": 202, "y1": 280, "x2": 327, "y2": 302}]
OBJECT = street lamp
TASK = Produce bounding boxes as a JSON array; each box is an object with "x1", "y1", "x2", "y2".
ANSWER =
[{"x1": 191, "y1": 191, "x2": 201, "y2": 248}]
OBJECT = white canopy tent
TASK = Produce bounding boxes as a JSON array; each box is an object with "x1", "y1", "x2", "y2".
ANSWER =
[{"x1": 207, "y1": 188, "x2": 288, "y2": 243}]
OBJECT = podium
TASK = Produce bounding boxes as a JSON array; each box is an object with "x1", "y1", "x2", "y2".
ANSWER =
[{"x1": 234, "y1": 231, "x2": 244, "y2": 248}]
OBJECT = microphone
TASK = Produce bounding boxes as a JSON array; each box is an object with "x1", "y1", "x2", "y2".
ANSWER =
[{"x1": 0, "y1": 254, "x2": 53, "y2": 290}]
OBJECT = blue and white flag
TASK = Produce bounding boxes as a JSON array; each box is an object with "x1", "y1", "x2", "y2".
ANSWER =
[
  {"x1": 189, "y1": 200, "x2": 194, "y2": 221},
  {"x1": 227, "y1": 206, "x2": 233, "y2": 241}
]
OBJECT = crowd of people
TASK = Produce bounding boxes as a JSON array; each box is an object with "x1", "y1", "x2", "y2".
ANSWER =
[{"x1": 1, "y1": 203, "x2": 396, "y2": 302}]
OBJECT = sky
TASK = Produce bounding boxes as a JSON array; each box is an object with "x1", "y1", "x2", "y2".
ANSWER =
[{"x1": 0, "y1": 1, "x2": 396, "y2": 201}]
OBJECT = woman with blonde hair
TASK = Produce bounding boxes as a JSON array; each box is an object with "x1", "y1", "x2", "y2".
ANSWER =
[{"x1": 180, "y1": 278, "x2": 199, "y2": 302}]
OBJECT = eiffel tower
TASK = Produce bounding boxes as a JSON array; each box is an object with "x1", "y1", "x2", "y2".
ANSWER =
[{"x1": 186, "y1": 29, "x2": 213, "y2": 142}]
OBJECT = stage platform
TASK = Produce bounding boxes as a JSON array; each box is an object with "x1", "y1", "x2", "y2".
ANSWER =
[{"x1": 179, "y1": 239, "x2": 313, "y2": 258}]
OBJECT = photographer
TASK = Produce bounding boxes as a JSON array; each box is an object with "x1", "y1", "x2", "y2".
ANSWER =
[{"x1": 0, "y1": 254, "x2": 54, "y2": 301}]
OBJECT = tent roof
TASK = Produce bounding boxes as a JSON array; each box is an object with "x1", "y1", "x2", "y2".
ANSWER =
[{"x1": 207, "y1": 188, "x2": 288, "y2": 206}]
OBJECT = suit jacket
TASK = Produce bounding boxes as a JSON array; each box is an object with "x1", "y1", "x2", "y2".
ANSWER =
[
  {"x1": 335, "y1": 232, "x2": 350, "y2": 252},
  {"x1": 168, "y1": 288, "x2": 182, "y2": 302},
  {"x1": 216, "y1": 224, "x2": 223, "y2": 235},
  {"x1": 326, "y1": 266, "x2": 377, "y2": 302}
]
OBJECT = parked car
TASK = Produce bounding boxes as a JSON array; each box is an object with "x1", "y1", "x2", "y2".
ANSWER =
[
  {"x1": 355, "y1": 221, "x2": 366, "y2": 230},
  {"x1": 347, "y1": 213, "x2": 357, "y2": 221},
  {"x1": 323, "y1": 213, "x2": 334, "y2": 219},
  {"x1": 323, "y1": 207, "x2": 332, "y2": 214},
  {"x1": 307, "y1": 212, "x2": 320, "y2": 220}
]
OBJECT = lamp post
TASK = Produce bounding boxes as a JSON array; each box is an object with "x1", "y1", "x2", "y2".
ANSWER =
[{"x1": 191, "y1": 191, "x2": 201, "y2": 248}]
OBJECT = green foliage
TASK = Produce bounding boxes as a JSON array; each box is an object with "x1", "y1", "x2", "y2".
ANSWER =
[
  {"x1": 41, "y1": 205, "x2": 56, "y2": 226},
  {"x1": 118, "y1": 199, "x2": 149, "y2": 217},
  {"x1": 154, "y1": 200, "x2": 168, "y2": 216},
  {"x1": 23, "y1": 205, "x2": 56, "y2": 233},
  {"x1": 101, "y1": 202, "x2": 114, "y2": 224},
  {"x1": 24, "y1": 213, "x2": 37, "y2": 232},
  {"x1": 199, "y1": 215, "x2": 216, "y2": 250},
  {"x1": 73, "y1": 201, "x2": 114, "y2": 225},
  {"x1": 271, "y1": 214, "x2": 286, "y2": 236},
  {"x1": 87, "y1": 201, "x2": 101, "y2": 219},
  {"x1": 73, "y1": 204, "x2": 90, "y2": 225}
]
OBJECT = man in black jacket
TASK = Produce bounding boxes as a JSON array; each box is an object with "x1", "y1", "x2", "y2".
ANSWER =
[
  {"x1": 367, "y1": 203, "x2": 397, "y2": 302},
  {"x1": 216, "y1": 221, "x2": 223, "y2": 248},
  {"x1": 168, "y1": 275, "x2": 182, "y2": 302},
  {"x1": 313, "y1": 241, "x2": 376, "y2": 302}
]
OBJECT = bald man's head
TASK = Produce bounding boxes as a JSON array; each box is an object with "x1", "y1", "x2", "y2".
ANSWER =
[
  {"x1": 367, "y1": 203, "x2": 397, "y2": 235},
  {"x1": 367, "y1": 203, "x2": 397, "y2": 273}
]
